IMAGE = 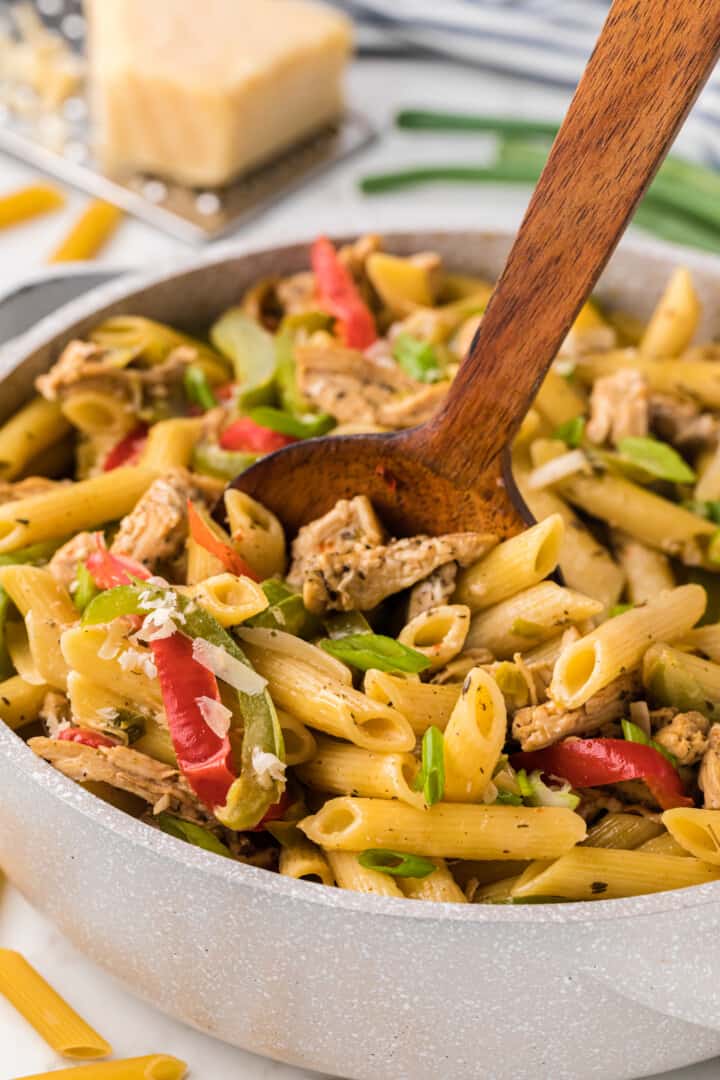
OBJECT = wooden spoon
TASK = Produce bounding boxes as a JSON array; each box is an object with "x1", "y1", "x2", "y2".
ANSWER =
[{"x1": 232, "y1": 0, "x2": 720, "y2": 539}]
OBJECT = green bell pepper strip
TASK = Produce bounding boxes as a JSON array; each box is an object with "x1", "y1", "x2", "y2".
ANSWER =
[
  {"x1": 183, "y1": 364, "x2": 218, "y2": 412},
  {"x1": 248, "y1": 406, "x2": 335, "y2": 439},
  {"x1": 275, "y1": 311, "x2": 332, "y2": 417},
  {"x1": 246, "y1": 580, "x2": 322, "y2": 639},
  {"x1": 83, "y1": 582, "x2": 285, "y2": 829},
  {"x1": 191, "y1": 441, "x2": 257, "y2": 481},
  {"x1": 320, "y1": 634, "x2": 431, "y2": 673},
  {"x1": 210, "y1": 308, "x2": 277, "y2": 408},
  {"x1": 156, "y1": 812, "x2": 234, "y2": 858},
  {"x1": 73, "y1": 562, "x2": 100, "y2": 612}
]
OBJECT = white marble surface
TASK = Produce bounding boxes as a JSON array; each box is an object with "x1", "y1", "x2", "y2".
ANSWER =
[{"x1": 0, "y1": 53, "x2": 718, "y2": 1080}]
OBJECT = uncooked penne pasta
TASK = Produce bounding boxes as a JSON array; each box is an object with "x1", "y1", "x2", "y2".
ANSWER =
[
  {"x1": 511, "y1": 848, "x2": 720, "y2": 901},
  {"x1": 443, "y1": 668, "x2": 506, "y2": 802},
  {"x1": 454, "y1": 515, "x2": 564, "y2": 611},
  {"x1": 551, "y1": 584, "x2": 706, "y2": 709},
  {"x1": 15, "y1": 1057, "x2": 188, "y2": 1080},
  {"x1": 301, "y1": 798, "x2": 586, "y2": 860},
  {"x1": 296, "y1": 735, "x2": 423, "y2": 809},
  {"x1": 325, "y1": 850, "x2": 404, "y2": 898},
  {"x1": 466, "y1": 581, "x2": 603, "y2": 659},
  {"x1": 0, "y1": 949, "x2": 111, "y2": 1058}
]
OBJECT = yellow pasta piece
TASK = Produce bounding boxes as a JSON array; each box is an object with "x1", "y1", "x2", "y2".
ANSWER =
[
  {"x1": 0, "y1": 565, "x2": 78, "y2": 689},
  {"x1": 301, "y1": 797, "x2": 586, "y2": 860},
  {"x1": 296, "y1": 735, "x2": 423, "y2": 808},
  {"x1": 582, "y1": 812, "x2": 663, "y2": 850},
  {"x1": 574, "y1": 351, "x2": 720, "y2": 409},
  {"x1": 15, "y1": 1057, "x2": 187, "y2": 1080},
  {"x1": 49, "y1": 199, "x2": 123, "y2": 262},
  {"x1": 0, "y1": 183, "x2": 65, "y2": 229},
  {"x1": 140, "y1": 417, "x2": 203, "y2": 471},
  {"x1": 0, "y1": 396, "x2": 71, "y2": 481},
  {"x1": 277, "y1": 710, "x2": 317, "y2": 766},
  {"x1": 237, "y1": 626, "x2": 351, "y2": 685},
  {"x1": 454, "y1": 514, "x2": 563, "y2": 611},
  {"x1": 0, "y1": 467, "x2": 156, "y2": 553},
  {"x1": 470, "y1": 875, "x2": 521, "y2": 903},
  {"x1": 61, "y1": 626, "x2": 163, "y2": 715},
  {"x1": 6, "y1": 619, "x2": 44, "y2": 685},
  {"x1": 325, "y1": 850, "x2": 404, "y2": 897},
  {"x1": 0, "y1": 949, "x2": 111, "y2": 1059},
  {"x1": 663, "y1": 807, "x2": 720, "y2": 865},
  {"x1": 443, "y1": 668, "x2": 506, "y2": 802},
  {"x1": 279, "y1": 836, "x2": 334, "y2": 885},
  {"x1": 364, "y1": 669, "x2": 460, "y2": 734},
  {"x1": 534, "y1": 370, "x2": 587, "y2": 427},
  {"x1": 678, "y1": 623, "x2": 720, "y2": 663},
  {"x1": 695, "y1": 441, "x2": 720, "y2": 502},
  {"x1": 0, "y1": 675, "x2": 47, "y2": 730},
  {"x1": 189, "y1": 573, "x2": 268, "y2": 626},
  {"x1": 636, "y1": 832, "x2": 689, "y2": 856},
  {"x1": 551, "y1": 584, "x2": 706, "y2": 709},
  {"x1": 640, "y1": 267, "x2": 700, "y2": 357},
  {"x1": 612, "y1": 531, "x2": 674, "y2": 604},
  {"x1": 398, "y1": 858, "x2": 467, "y2": 903},
  {"x1": 60, "y1": 388, "x2": 136, "y2": 438},
  {"x1": 224, "y1": 489, "x2": 286, "y2": 579},
  {"x1": 511, "y1": 848, "x2": 720, "y2": 901},
  {"x1": 398, "y1": 604, "x2": 470, "y2": 669},
  {"x1": 466, "y1": 581, "x2": 602, "y2": 659}
]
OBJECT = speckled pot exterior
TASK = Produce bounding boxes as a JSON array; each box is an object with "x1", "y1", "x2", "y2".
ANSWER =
[{"x1": 2, "y1": 231, "x2": 720, "y2": 1080}]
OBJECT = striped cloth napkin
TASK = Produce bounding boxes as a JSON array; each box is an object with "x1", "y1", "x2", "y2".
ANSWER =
[{"x1": 331, "y1": 0, "x2": 720, "y2": 160}]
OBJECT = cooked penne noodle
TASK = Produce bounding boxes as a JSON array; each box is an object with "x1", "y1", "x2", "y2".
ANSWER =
[
  {"x1": 454, "y1": 515, "x2": 564, "y2": 612},
  {"x1": 640, "y1": 266, "x2": 700, "y2": 357},
  {"x1": 0, "y1": 566, "x2": 78, "y2": 689},
  {"x1": 643, "y1": 643, "x2": 720, "y2": 719},
  {"x1": 678, "y1": 623, "x2": 720, "y2": 663},
  {"x1": 296, "y1": 735, "x2": 423, "y2": 808},
  {"x1": 139, "y1": 417, "x2": 203, "y2": 471},
  {"x1": 0, "y1": 949, "x2": 111, "y2": 1059},
  {"x1": 695, "y1": 441, "x2": 720, "y2": 502},
  {"x1": 0, "y1": 675, "x2": 47, "y2": 730},
  {"x1": 325, "y1": 850, "x2": 404, "y2": 897},
  {"x1": 534, "y1": 370, "x2": 587, "y2": 427},
  {"x1": 582, "y1": 812, "x2": 664, "y2": 850},
  {"x1": 398, "y1": 604, "x2": 470, "y2": 668},
  {"x1": 185, "y1": 533, "x2": 226, "y2": 585},
  {"x1": 60, "y1": 388, "x2": 136, "y2": 438},
  {"x1": 398, "y1": 858, "x2": 467, "y2": 903},
  {"x1": 662, "y1": 808, "x2": 720, "y2": 865},
  {"x1": 224, "y1": 489, "x2": 286, "y2": 579},
  {"x1": 0, "y1": 396, "x2": 71, "y2": 481},
  {"x1": 0, "y1": 467, "x2": 156, "y2": 552},
  {"x1": 237, "y1": 626, "x2": 352, "y2": 685},
  {"x1": 466, "y1": 582, "x2": 603, "y2": 659},
  {"x1": 612, "y1": 531, "x2": 675, "y2": 604},
  {"x1": 189, "y1": 573, "x2": 268, "y2": 626},
  {"x1": 551, "y1": 585, "x2": 706, "y2": 709},
  {"x1": 301, "y1": 798, "x2": 586, "y2": 860},
  {"x1": 363, "y1": 669, "x2": 461, "y2": 734},
  {"x1": 443, "y1": 668, "x2": 506, "y2": 802},
  {"x1": 6, "y1": 620, "x2": 44, "y2": 685},
  {"x1": 61, "y1": 626, "x2": 163, "y2": 715},
  {"x1": 279, "y1": 837, "x2": 335, "y2": 885},
  {"x1": 573, "y1": 350, "x2": 720, "y2": 408},
  {"x1": 511, "y1": 848, "x2": 720, "y2": 901},
  {"x1": 469, "y1": 875, "x2": 521, "y2": 903},
  {"x1": 15, "y1": 1056, "x2": 188, "y2": 1079},
  {"x1": 241, "y1": 646, "x2": 414, "y2": 753},
  {"x1": 276, "y1": 710, "x2": 317, "y2": 766},
  {"x1": 637, "y1": 831, "x2": 691, "y2": 856}
]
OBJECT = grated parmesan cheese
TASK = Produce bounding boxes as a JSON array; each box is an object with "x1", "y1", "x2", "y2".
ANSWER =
[
  {"x1": 118, "y1": 647, "x2": 158, "y2": 680},
  {"x1": 251, "y1": 746, "x2": 286, "y2": 789},
  {"x1": 197, "y1": 695, "x2": 232, "y2": 739},
  {"x1": 192, "y1": 638, "x2": 267, "y2": 696}
]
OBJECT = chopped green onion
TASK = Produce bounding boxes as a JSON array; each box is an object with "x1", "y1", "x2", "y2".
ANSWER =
[
  {"x1": 616, "y1": 436, "x2": 696, "y2": 484},
  {"x1": 358, "y1": 849, "x2": 436, "y2": 878},
  {"x1": 183, "y1": 364, "x2": 217, "y2": 412},
  {"x1": 323, "y1": 611, "x2": 373, "y2": 639},
  {"x1": 319, "y1": 633, "x2": 431, "y2": 673},
  {"x1": 494, "y1": 790, "x2": 523, "y2": 806},
  {"x1": 156, "y1": 813, "x2": 233, "y2": 858},
  {"x1": 73, "y1": 562, "x2": 100, "y2": 613},
  {"x1": 248, "y1": 406, "x2": 335, "y2": 439},
  {"x1": 553, "y1": 416, "x2": 586, "y2": 448},
  {"x1": 621, "y1": 718, "x2": 678, "y2": 768},
  {"x1": 413, "y1": 725, "x2": 445, "y2": 806},
  {"x1": 510, "y1": 618, "x2": 545, "y2": 639},
  {"x1": 516, "y1": 769, "x2": 534, "y2": 799},
  {"x1": 0, "y1": 539, "x2": 65, "y2": 567},
  {"x1": 526, "y1": 769, "x2": 580, "y2": 810},
  {"x1": 392, "y1": 333, "x2": 443, "y2": 383},
  {"x1": 608, "y1": 603, "x2": 634, "y2": 618}
]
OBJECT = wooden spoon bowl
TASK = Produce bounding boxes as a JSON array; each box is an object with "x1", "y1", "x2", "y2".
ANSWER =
[{"x1": 233, "y1": 0, "x2": 720, "y2": 539}]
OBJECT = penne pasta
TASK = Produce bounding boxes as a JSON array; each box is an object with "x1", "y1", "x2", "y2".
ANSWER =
[
  {"x1": 0, "y1": 949, "x2": 111, "y2": 1059},
  {"x1": 443, "y1": 668, "x2": 506, "y2": 802},
  {"x1": 15, "y1": 1056, "x2": 187, "y2": 1080},
  {"x1": 276, "y1": 710, "x2": 317, "y2": 766},
  {"x1": 643, "y1": 643, "x2": 720, "y2": 719},
  {"x1": 224, "y1": 489, "x2": 286, "y2": 579},
  {"x1": 398, "y1": 858, "x2": 467, "y2": 903},
  {"x1": 637, "y1": 832, "x2": 691, "y2": 856},
  {"x1": 363, "y1": 669, "x2": 461, "y2": 734},
  {"x1": 678, "y1": 623, "x2": 720, "y2": 664},
  {"x1": 0, "y1": 675, "x2": 47, "y2": 730},
  {"x1": 0, "y1": 566, "x2": 78, "y2": 689},
  {"x1": 662, "y1": 807, "x2": 720, "y2": 865},
  {"x1": 551, "y1": 585, "x2": 706, "y2": 709},
  {"x1": 582, "y1": 812, "x2": 664, "y2": 850},
  {"x1": 466, "y1": 581, "x2": 603, "y2": 659},
  {"x1": 0, "y1": 396, "x2": 70, "y2": 481},
  {"x1": 189, "y1": 573, "x2": 268, "y2": 626},
  {"x1": 296, "y1": 735, "x2": 423, "y2": 808},
  {"x1": 534, "y1": 370, "x2": 587, "y2": 427},
  {"x1": 325, "y1": 850, "x2": 404, "y2": 897},
  {"x1": 398, "y1": 604, "x2": 471, "y2": 668},
  {"x1": 60, "y1": 388, "x2": 136, "y2": 438},
  {"x1": 612, "y1": 531, "x2": 675, "y2": 604},
  {"x1": 454, "y1": 515, "x2": 564, "y2": 612},
  {"x1": 61, "y1": 626, "x2": 163, "y2": 716},
  {"x1": 301, "y1": 797, "x2": 586, "y2": 860},
  {"x1": 640, "y1": 267, "x2": 700, "y2": 357},
  {"x1": 279, "y1": 836, "x2": 335, "y2": 885},
  {"x1": 139, "y1": 417, "x2": 203, "y2": 471}
]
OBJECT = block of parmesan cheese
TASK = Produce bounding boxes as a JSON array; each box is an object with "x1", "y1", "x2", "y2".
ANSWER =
[{"x1": 84, "y1": 0, "x2": 353, "y2": 187}]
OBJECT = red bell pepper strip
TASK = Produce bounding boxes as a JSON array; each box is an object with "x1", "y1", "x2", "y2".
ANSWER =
[
  {"x1": 151, "y1": 632, "x2": 237, "y2": 810},
  {"x1": 187, "y1": 501, "x2": 260, "y2": 581},
  {"x1": 58, "y1": 727, "x2": 116, "y2": 748},
  {"x1": 219, "y1": 416, "x2": 296, "y2": 454},
  {"x1": 103, "y1": 424, "x2": 148, "y2": 471},
  {"x1": 311, "y1": 236, "x2": 377, "y2": 350},
  {"x1": 85, "y1": 533, "x2": 151, "y2": 590},
  {"x1": 512, "y1": 738, "x2": 693, "y2": 811}
]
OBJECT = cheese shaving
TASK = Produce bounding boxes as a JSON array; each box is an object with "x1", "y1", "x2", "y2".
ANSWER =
[
  {"x1": 98, "y1": 618, "x2": 131, "y2": 660},
  {"x1": 197, "y1": 695, "x2": 233, "y2": 739},
  {"x1": 118, "y1": 647, "x2": 158, "y2": 679},
  {"x1": 251, "y1": 747, "x2": 286, "y2": 789},
  {"x1": 191, "y1": 637, "x2": 267, "y2": 696}
]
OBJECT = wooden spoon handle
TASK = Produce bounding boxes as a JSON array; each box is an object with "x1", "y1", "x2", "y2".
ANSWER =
[{"x1": 421, "y1": 0, "x2": 720, "y2": 484}]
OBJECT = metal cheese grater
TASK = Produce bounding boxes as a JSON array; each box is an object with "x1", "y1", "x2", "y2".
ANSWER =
[{"x1": 0, "y1": 0, "x2": 374, "y2": 243}]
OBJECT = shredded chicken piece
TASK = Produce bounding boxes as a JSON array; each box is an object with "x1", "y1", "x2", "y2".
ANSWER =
[
  {"x1": 652, "y1": 710, "x2": 710, "y2": 766},
  {"x1": 513, "y1": 672, "x2": 640, "y2": 751},
  {"x1": 36, "y1": 340, "x2": 108, "y2": 400},
  {"x1": 29, "y1": 736, "x2": 211, "y2": 824},
  {"x1": 110, "y1": 468, "x2": 205, "y2": 568},
  {"x1": 48, "y1": 531, "x2": 96, "y2": 589},
  {"x1": 39, "y1": 692, "x2": 71, "y2": 737},
  {"x1": 376, "y1": 382, "x2": 449, "y2": 428},
  {"x1": 699, "y1": 724, "x2": 720, "y2": 809},
  {"x1": 586, "y1": 369, "x2": 649, "y2": 446},
  {"x1": 288, "y1": 495, "x2": 385, "y2": 587},
  {"x1": 276, "y1": 271, "x2": 317, "y2": 315},
  {"x1": 0, "y1": 477, "x2": 62, "y2": 504},
  {"x1": 302, "y1": 532, "x2": 496, "y2": 614},
  {"x1": 649, "y1": 392, "x2": 720, "y2": 451},
  {"x1": 407, "y1": 562, "x2": 458, "y2": 621},
  {"x1": 576, "y1": 787, "x2": 660, "y2": 823},
  {"x1": 295, "y1": 343, "x2": 416, "y2": 426}
]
